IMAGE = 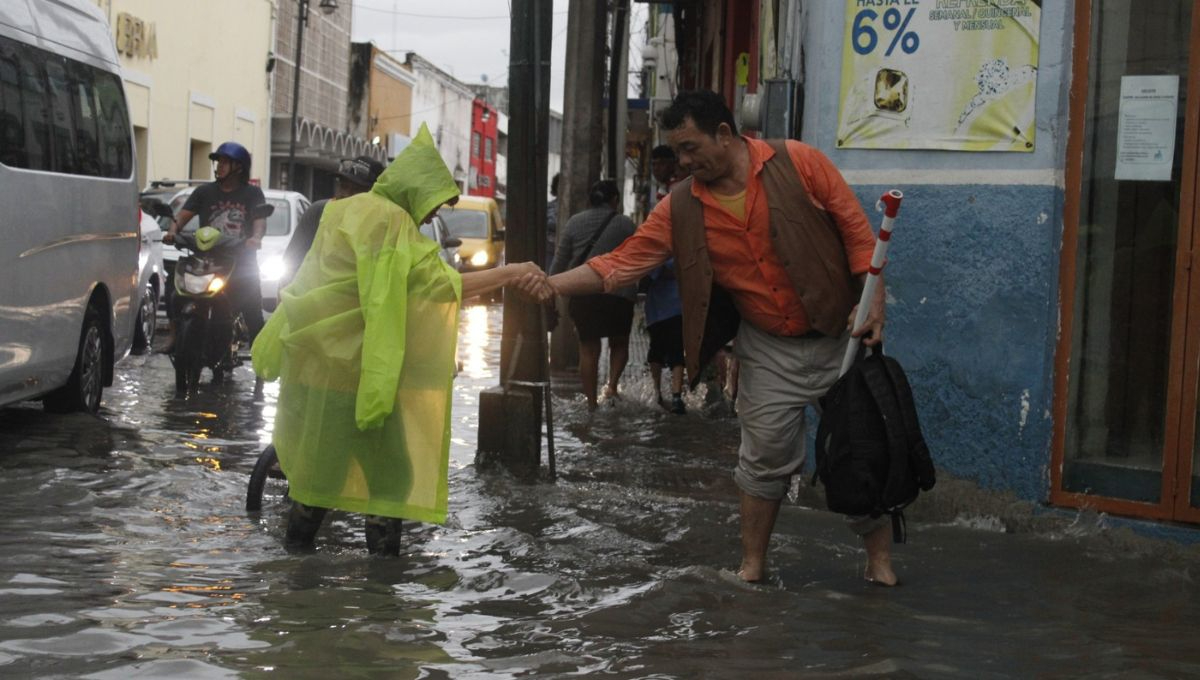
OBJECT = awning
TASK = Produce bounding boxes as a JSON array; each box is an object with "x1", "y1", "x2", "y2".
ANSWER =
[{"x1": 270, "y1": 115, "x2": 387, "y2": 170}]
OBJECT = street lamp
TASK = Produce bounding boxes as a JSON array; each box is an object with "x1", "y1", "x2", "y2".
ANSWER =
[{"x1": 285, "y1": 0, "x2": 338, "y2": 191}]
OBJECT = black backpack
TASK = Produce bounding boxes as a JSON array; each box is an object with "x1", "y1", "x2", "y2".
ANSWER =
[{"x1": 813, "y1": 344, "x2": 935, "y2": 543}]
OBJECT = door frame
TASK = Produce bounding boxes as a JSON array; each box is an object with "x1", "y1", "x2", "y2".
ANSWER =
[
  {"x1": 1051, "y1": 0, "x2": 1200, "y2": 522},
  {"x1": 1171, "y1": 1, "x2": 1200, "y2": 523}
]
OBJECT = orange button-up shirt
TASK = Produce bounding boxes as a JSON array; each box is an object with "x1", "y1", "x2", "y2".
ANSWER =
[{"x1": 588, "y1": 138, "x2": 877, "y2": 336}]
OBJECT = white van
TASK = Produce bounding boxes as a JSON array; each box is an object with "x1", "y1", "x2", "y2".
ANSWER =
[{"x1": 0, "y1": 0, "x2": 139, "y2": 413}]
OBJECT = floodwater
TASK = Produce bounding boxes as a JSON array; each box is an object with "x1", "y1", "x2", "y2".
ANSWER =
[{"x1": 1, "y1": 302, "x2": 1199, "y2": 679}]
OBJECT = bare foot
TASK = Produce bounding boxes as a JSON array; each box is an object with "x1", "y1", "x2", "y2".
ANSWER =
[
  {"x1": 737, "y1": 559, "x2": 765, "y2": 583},
  {"x1": 863, "y1": 523, "x2": 898, "y2": 586}
]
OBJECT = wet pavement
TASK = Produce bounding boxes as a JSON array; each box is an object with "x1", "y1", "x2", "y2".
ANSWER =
[{"x1": 1, "y1": 302, "x2": 1199, "y2": 678}]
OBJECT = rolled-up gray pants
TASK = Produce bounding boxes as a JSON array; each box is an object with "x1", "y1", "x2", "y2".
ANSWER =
[{"x1": 732, "y1": 322, "x2": 886, "y2": 537}]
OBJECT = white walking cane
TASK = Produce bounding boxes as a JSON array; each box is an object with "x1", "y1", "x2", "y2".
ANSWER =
[{"x1": 840, "y1": 189, "x2": 904, "y2": 377}]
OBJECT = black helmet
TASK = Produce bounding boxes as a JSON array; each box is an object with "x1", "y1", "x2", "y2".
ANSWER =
[{"x1": 335, "y1": 155, "x2": 385, "y2": 190}]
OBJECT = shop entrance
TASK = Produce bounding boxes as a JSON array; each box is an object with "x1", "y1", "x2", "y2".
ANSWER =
[{"x1": 1054, "y1": 0, "x2": 1200, "y2": 522}]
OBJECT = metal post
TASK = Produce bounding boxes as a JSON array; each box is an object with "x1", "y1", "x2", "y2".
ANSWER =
[
  {"x1": 606, "y1": 0, "x2": 629, "y2": 180},
  {"x1": 478, "y1": 0, "x2": 553, "y2": 477},
  {"x1": 285, "y1": 0, "x2": 308, "y2": 191}
]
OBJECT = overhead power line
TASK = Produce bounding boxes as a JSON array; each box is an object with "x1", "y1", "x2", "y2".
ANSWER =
[{"x1": 355, "y1": 3, "x2": 567, "y2": 20}]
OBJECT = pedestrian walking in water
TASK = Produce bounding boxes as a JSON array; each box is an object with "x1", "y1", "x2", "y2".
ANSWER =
[
  {"x1": 252, "y1": 124, "x2": 544, "y2": 554},
  {"x1": 644, "y1": 146, "x2": 688, "y2": 414},
  {"x1": 521, "y1": 91, "x2": 893, "y2": 585},
  {"x1": 549, "y1": 180, "x2": 638, "y2": 409},
  {"x1": 643, "y1": 259, "x2": 686, "y2": 414}
]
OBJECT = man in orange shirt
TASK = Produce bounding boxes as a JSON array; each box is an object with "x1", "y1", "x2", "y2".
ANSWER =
[{"x1": 519, "y1": 91, "x2": 894, "y2": 586}]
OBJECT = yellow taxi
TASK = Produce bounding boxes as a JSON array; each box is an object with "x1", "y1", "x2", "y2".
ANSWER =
[{"x1": 439, "y1": 195, "x2": 505, "y2": 271}]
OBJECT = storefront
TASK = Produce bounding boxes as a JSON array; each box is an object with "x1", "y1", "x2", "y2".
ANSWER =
[
  {"x1": 1052, "y1": 1, "x2": 1200, "y2": 524},
  {"x1": 664, "y1": 0, "x2": 1200, "y2": 528}
]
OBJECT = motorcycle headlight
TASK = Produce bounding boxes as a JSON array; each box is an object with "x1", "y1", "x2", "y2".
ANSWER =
[
  {"x1": 207, "y1": 276, "x2": 227, "y2": 293},
  {"x1": 260, "y1": 256, "x2": 287, "y2": 282},
  {"x1": 182, "y1": 272, "x2": 215, "y2": 294},
  {"x1": 470, "y1": 250, "x2": 490, "y2": 267}
]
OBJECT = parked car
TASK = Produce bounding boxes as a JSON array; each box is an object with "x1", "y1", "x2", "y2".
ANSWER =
[
  {"x1": 133, "y1": 201, "x2": 170, "y2": 352},
  {"x1": 419, "y1": 214, "x2": 463, "y2": 271},
  {"x1": 440, "y1": 195, "x2": 505, "y2": 271},
  {"x1": 162, "y1": 187, "x2": 310, "y2": 312},
  {"x1": 0, "y1": 0, "x2": 139, "y2": 413}
]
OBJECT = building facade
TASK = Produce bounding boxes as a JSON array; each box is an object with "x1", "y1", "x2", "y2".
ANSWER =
[
  {"x1": 405, "y1": 52, "x2": 476, "y2": 192},
  {"x1": 648, "y1": 0, "x2": 1200, "y2": 531},
  {"x1": 468, "y1": 98, "x2": 499, "y2": 198},
  {"x1": 91, "y1": 0, "x2": 274, "y2": 188},
  {"x1": 348, "y1": 42, "x2": 416, "y2": 160},
  {"x1": 271, "y1": 0, "x2": 383, "y2": 199}
]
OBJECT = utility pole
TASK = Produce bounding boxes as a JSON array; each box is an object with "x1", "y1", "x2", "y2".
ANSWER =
[
  {"x1": 477, "y1": 0, "x2": 553, "y2": 477},
  {"x1": 551, "y1": 0, "x2": 609, "y2": 370}
]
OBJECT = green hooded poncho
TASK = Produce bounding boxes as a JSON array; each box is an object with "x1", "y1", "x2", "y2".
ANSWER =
[{"x1": 252, "y1": 124, "x2": 462, "y2": 523}]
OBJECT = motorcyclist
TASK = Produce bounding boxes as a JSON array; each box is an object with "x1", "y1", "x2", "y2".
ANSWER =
[{"x1": 163, "y1": 142, "x2": 267, "y2": 353}]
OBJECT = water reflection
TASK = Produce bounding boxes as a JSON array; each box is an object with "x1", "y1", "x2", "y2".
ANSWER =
[
  {"x1": 460, "y1": 302, "x2": 493, "y2": 380},
  {"x1": 0, "y1": 304, "x2": 1198, "y2": 678}
]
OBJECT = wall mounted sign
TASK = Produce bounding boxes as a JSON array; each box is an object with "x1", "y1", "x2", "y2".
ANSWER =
[
  {"x1": 837, "y1": 0, "x2": 1042, "y2": 152},
  {"x1": 1114, "y1": 75, "x2": 1179, "y2": 182}
]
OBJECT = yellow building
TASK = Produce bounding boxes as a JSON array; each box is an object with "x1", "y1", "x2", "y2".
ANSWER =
[
  {"x1": 91, "y1": 0, "x2": 275, "y2": 188},
  {"x1": 348, "y1": 43, "x2": 416, "y2": 160}
]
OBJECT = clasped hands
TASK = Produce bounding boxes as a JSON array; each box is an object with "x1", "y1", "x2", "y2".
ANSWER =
[{"x1": 506, "y1": 262, "x2": 557, "y2": 303}]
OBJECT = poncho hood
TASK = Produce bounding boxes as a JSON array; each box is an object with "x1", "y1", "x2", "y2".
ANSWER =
[{"x1": 371, "y1": 122, "x2": 460, "y2": 223}]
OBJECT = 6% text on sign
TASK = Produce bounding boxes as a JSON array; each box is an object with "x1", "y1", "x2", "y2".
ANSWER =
[{"x1": 852, "y1": 7, "x2": 920, "y2": 56}]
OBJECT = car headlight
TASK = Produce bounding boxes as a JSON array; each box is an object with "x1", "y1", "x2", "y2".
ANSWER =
[
  {"x1": 470, "y1": 250, "x2": 490, "y2": 267},
  {"x1": 260, "y1": 256, "x2": 287, "y2": 282}
]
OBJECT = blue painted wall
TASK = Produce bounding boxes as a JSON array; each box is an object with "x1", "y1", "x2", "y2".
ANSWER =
[{"x1": 797, "y1": 2, "x2": 1076, "y2": 501}]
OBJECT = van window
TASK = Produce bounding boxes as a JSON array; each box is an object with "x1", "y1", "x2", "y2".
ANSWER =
[
  {"x1": 42, "y1": 59, "x2": 76, "y2": 174},
  {"x1": 0, "y1": 34, "x2": 132, "y2": 178},
  {"x1": 93, "y1": 70, "x2": 132, "y2": 178},
  {"x1": 441, "y1": 208, "x2": 489, "y2": 239}
]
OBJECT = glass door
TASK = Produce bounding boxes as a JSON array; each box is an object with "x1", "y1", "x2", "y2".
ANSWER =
[{"x1": 1053, "y1": 0, "x2": 1200, "y2": 521}]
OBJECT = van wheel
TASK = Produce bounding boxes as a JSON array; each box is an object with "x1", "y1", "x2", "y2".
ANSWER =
[
  {"x1": 132, "y1": 283, "x2": 158, "y2": 352},
  {"x1": 44, "y1": 307, "x2": 105, "y2": 414}
]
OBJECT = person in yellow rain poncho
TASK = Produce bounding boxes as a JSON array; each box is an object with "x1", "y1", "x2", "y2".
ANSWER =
[{"x1": 252, "y1": 123, "x2": 542, "y2": 554}]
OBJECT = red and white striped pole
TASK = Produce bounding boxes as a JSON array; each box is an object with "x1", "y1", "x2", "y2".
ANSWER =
[{"x1": 841, "y1": 189, "x2": 904, "y2": 376}]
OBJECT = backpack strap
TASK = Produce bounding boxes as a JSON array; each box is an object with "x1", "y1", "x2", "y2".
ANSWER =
[
  {"x1": 890, "y1": 511, "x2": 907, "y2": 544},
  {"x1": 859, "y1": 352, "x2": 912, "y2": 510},
  {"x1": 570, "y1": 211, "x2": 619, "y2": 270}
]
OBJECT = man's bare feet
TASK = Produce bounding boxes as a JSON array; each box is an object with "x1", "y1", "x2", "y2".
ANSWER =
[
  {"x1": 863, "y1": 523, "x2": 898, "y2": 586},
  {"x1": 737, "y1": 560, "x2": 765, "y2": 583}
]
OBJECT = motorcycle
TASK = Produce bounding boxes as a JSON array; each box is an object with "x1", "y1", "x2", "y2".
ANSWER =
[{"x1": 170, "y1": 204, "x2": 273, "y2": 394}]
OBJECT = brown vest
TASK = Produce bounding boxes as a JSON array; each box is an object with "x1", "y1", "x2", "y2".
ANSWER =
[{"x1": 670, "y1": 140, "x2": 858, "y2": 387}]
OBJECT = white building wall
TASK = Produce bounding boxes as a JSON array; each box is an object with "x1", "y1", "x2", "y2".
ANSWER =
[{"x1": 408, "y1": 55, "x2": 475, "y2": 191}]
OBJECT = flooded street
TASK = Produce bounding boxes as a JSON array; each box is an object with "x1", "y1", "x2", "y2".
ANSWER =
[{"x1": 1, "y1": 302, "x2": 1199, "y2": 679}]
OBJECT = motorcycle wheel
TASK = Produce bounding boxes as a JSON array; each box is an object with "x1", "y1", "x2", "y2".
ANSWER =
[
  {"x1": 174, "y1": 317, "x2": 204, "y2": 394},
  {"x1": 246, "y1": 445, "x2": 288, "y2": 513}
]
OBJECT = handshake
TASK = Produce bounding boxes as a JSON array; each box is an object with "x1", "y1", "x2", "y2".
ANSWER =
[{"x1": 504, "y1": 261, "x2": 558, "y2": 303}]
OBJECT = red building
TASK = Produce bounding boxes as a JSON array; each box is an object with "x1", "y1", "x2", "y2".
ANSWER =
[{"x1": 468, "y1": 99, "x2": 498, "y2": 198}]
